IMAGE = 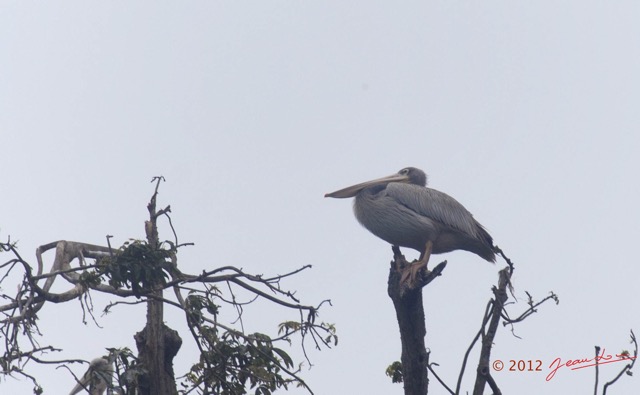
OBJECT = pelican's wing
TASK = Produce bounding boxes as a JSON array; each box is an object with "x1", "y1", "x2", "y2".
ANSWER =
[{"x1": 385, "y1": 183, "x2": 487, "y2": 241}]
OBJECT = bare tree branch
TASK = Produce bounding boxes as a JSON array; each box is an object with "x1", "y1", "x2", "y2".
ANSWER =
[
  {"x1": 602, "y1": 330, "x2": 637, "y2": 395},
  {"x1": 472, "y1": 267, "x2": 511, "y2": 395}
]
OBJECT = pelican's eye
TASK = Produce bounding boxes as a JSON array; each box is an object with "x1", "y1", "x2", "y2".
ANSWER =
[{"x1": 399, "y1": 168, "x2": 409, "y2": 175}]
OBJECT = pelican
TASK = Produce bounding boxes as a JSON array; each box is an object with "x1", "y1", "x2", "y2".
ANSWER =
[
  {"x1": 69, "y1": 353, "x2": 116, "y2": 395},
  {"x1": 325, "y1": 167, "x2": 495, "y2": 282}
]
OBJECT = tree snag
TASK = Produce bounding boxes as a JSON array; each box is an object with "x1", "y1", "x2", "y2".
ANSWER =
[
  {"x1": 134, "y1": 176, "x2": 182, "y2": 395},
  {"x1": 387, "y1": 246, "x2": 447, "y2": 395}
]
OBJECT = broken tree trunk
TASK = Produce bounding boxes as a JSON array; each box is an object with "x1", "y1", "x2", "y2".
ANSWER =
[
  {"x1": 134, "y1": 179, "x2": 182, "y2": 395},
  {"x1": 387, "y1": 246, "x2": 447, "y2": 395}
]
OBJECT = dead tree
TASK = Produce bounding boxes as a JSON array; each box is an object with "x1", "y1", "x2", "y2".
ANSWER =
[
  {"x1": 134, "y1": 177, "x2": 182, "y2": 395},
  {"x1": 387, "y1": 246, "x2": 447, "y2": 394},
  {"x1": 385, "y1": 246, "x2": 561, "y2": 395}
]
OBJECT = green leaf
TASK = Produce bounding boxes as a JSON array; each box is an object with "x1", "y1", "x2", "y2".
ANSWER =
[
  {"x1": 273, "y1": 348, "x2": 294, "y2": 369},
  {"x1": 385, "y1": 361, "x2": 403, "y2": 383}
]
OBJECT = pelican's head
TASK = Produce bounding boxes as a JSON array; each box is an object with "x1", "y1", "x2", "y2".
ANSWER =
[{"x1": 325, "y1": 167, "x2": 427, "y2": 199}]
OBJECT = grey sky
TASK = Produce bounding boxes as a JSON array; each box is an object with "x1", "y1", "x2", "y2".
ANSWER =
[{"x1": 2, "y1": 2, "x2": 639, "y2": 394}]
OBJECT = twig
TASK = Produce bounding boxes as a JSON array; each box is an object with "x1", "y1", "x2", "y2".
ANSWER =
[
  {"x1": 602, "y1": 329, "x2": 637, "y2": 395},
  {"x1": 457, "y1": 300, "x2": 493, "y2": 394},
  {"x1": 427, "y1": 355, "x2": 455, "y2": 395},
  {"x1": 594, "y1": 345, "x2": 601, "y2": 395},
  {"x1": 472, "y1": 267, "x2": 511, "y2": 395}
]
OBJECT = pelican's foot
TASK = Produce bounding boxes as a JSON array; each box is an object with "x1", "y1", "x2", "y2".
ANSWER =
[
  {"x1": 399, "y1": 240, "x2": 433, "y2": 287},
  {"x1": 400, "y1": 261, "x2": 430, "y2": 287}
]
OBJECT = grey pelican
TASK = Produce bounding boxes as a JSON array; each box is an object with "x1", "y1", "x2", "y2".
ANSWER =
[
  {"x1": 69, "y1": 354, "x2": 115, "y2": 395},
  {"x1": 325, "y1": 167, "x2": 495, "y2": 282}
]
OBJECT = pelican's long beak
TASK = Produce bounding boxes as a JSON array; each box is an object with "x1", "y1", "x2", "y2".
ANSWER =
[{"x1": 325, "y1": 173, "x2": 409, "y2": 198}]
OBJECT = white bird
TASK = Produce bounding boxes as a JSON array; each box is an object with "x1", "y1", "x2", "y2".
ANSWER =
[{"x1": 69, "y1": 355, "x2": 115, "y2": 395}]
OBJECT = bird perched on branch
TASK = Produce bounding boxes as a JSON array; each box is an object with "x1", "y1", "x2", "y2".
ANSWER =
[
  {"x1": 325, "y1": 167, "x2": 495, "y2": 283},
  {"x1": 69, "y1": 353, "x2": 115, "y2": 395}
]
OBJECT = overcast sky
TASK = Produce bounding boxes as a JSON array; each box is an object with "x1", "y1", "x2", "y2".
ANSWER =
[{"x1": 2, "y1": 2, "x2": 640, "y2": 394}]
